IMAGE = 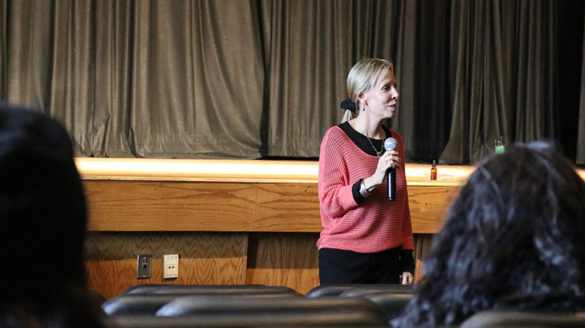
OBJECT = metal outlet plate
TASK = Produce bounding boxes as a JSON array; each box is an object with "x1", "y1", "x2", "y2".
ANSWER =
[{"x1": 136, "y1": 254, "x2": 152, "y2": 279}]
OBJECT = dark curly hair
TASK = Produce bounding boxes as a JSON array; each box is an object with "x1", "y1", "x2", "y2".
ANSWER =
[{"x1": 394, "y1": 141, "x2": 585, "y2": 326}]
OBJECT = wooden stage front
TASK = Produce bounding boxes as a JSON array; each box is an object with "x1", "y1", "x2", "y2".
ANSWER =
[{"x1": 80, "y1": 158, "x2": 585, "y2": 298}]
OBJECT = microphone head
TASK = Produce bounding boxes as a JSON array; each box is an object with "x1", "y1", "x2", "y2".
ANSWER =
[{"x1": 384, "y1": 137, "x2": 398, "y2": 151}]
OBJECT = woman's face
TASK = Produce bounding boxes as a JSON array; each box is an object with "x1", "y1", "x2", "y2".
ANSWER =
[{"x1": 360, "y1": 69, "x2": 399, "y2": 120}]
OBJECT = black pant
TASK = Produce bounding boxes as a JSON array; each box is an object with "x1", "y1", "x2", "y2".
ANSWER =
[{"x1": 318, "y1": 247, "x2": 401, "y2": 284}]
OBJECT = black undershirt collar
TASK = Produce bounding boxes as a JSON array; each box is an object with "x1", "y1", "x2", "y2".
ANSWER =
[{"x1": 338, "y1": 121, "x2": 392, "y2": 156}]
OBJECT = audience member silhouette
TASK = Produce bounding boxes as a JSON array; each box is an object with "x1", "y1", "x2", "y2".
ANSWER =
[
  {"x1": 0, "y1": 103, "x2": 107, "y2": 327},
  {"x1": 394, "y1": 141, "x2": 585, "y2": 326}
]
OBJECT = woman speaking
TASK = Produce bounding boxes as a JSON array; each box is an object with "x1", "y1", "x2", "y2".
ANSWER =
[{"x1": 317, "y1": 58, "x2": 414, "y2": 285}]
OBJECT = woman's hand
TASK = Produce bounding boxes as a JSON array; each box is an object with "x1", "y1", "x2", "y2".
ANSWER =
[{"x1": 363, "y1": 150, "x2": 401, "y2": 189}]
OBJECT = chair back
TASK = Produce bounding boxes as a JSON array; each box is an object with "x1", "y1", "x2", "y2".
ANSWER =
[
  {"x1": 156, "y1": 295, "x2": 386, "y2": 317},
  {"x1": 338, "y1": 284, "x2": 413, "y2": 297},
  {"x1": 306, "y1": 284, "x2": 412, "y2": 298},
  {"x1": 103, "y1": 294, "x2": 178, "y2": 315},
  {"x1": 111, "y1": 312, "x2": 388, "y2": 327},
  {"x1": 123, "y1": 284, "x2": 299, "y2": 296},
  {"x1": 364, "y1": 293, "x2": 412, "y2": 321}
]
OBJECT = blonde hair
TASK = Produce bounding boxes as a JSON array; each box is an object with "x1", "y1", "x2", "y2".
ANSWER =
[{"x1": 346, "y1": 58, "x2": 394, "y2": 112}]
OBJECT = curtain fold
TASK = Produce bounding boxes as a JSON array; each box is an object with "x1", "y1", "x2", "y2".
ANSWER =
[
  {"x1": 0, "y1": 0, "x2": 7, "y2": 100},
  {"x1": 0, "y1": 0, "x2": 583, "y2": 163},
  {"x1": 5, "y1": 0, "x2": 54, "y2": 108},
  {"x1": 129, "y1": 0, "x2": 265, "y2": 158},
  {"x1": 263, "y1": 0, "x2": 357, "y2": 157},
  {"x1": 578, "y1": 15, "x2": 585, "y2": 165},
  {"x1": 92, "y1": 0, "x2": 134, "y2": 157},
  {"x1": 408, "y1": 0, "x2": 451, "y2": 162},
  {"x1": 441, "y1": 0, "x2": 558, "y2": 164},
  {"x1": 190, "y1": 0, "x2": 265, "y2": 158}
]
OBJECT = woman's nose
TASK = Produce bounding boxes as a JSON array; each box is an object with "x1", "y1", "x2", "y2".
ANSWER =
[{"x1": 391, "y1": 87, "x2": 399, "y2": 99}]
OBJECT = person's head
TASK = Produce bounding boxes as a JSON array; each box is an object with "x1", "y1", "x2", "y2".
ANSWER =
[
  {"x1": 346, "y1": 58, "x2": 399, "y2": 120},
  {"x1": 397, "y1": 141, "x2": 585, "y2": 326},
  {"x1": 0, "y1": 103, "x2": 88, "y2": 304}
]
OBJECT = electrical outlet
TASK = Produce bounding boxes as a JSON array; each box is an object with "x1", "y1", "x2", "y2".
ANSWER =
[
  {"x1": 137, "y1": 254, "x2": 152, "y2": 279},
  {"x1": 163, "y1": 254, "x2": 179, "y2": 279}
]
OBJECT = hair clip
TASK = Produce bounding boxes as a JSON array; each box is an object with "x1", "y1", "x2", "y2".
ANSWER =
[{"x1": 340, "y1": 98, "x2": 357, "y2": 113}]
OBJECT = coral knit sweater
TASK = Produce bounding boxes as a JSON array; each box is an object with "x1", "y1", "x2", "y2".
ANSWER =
[{"x1": 317, "y1": 124, "x2": 414, "y2": 253}]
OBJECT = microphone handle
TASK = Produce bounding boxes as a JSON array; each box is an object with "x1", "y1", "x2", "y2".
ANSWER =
[{"x1": 388, "y1": 168, "x2": 396, "y2": 201}]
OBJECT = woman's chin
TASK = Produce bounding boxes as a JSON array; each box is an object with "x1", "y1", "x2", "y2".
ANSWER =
[{"x1": 384, "y1": 109, "x2": 396, "y2": 118}]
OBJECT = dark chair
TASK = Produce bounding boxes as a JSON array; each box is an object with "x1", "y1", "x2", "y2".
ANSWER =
[
  {"x1": 306, "y1": 284, "x2": 413, "y2": 298},
  {"x1": 306, "y1": 284, "x2": 412, "y2": 323},
  {"x1": 103, "y1": 294, "x2": 182, "y2": 315},
  {"x1": 110, "y1": 312, "x2": 389, "y2": 327},
  {"x1": 305, "y1": 284, "x2": 357, "y2": 297},
  {"x1": 103, "y1": 292, "x2": 302, "y2": 316},
  {"x1": 363, "y1": 293, "x2": 412, "y2": 321},
  {"x1": 123, "y1": 284, "x2": 300, "y2": 296},
  {"x1": 338, "y1": 284, "x2": 413, "y2": 297},
  {"x1": 461, "y1": 310, "x2": 585, "y2": 328},
  {"x1": 156, "y1": 295, "x2": 387, "y2": 318}
]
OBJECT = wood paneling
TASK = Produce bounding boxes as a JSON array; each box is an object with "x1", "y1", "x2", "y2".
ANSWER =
[
  {"x1": 85, "y1": 231, "x2": 432, "y2": 297},
  {"x1": 246, "y1": 233, "x2": 319, "y2": 294},
  {"x1": 85, "y1": 182, "x2": 258, "y2": 231},
  {"x1": 251, "y1": 184, "x2": 320, "y2": 231},
  {"x1": 85, "y1": 232, "x2": 248, "y2": 298},
  {"x1": 85, "y1": 181, "x2": 325, "y2": 232},
  {"x1": 408, "y1": 186, "x2": 460, "y2": 233},
  {"x1": 84, "y1": 181, "x2": 456, "y2": 234}
]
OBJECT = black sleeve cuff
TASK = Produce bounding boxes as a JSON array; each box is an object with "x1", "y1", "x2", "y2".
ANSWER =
[
  {"x1": 352, "y1": 179, "x2": 366, "y2": 204},
  {"x1": 399, "y1": 249, "x2": 415, "y2": 274}
]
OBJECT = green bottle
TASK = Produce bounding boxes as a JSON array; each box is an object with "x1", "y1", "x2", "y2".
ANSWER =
[{"x1": 495, "y1": 136, "x2": 505, "y2": 154}]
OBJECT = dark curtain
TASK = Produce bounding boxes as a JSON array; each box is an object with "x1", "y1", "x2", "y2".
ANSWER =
[
  {"x1": 580, "y1": 26, "x2": 585, "y2": 164},
  {"x1": 574, "y1": 2, "x2": 585, "y2": 165},
  {"x1": 441, "y1": 0, "x2": 559, "y2": 163},
  {"x1": 0, "y1": 0, "x2": 584, "y2": 164}
]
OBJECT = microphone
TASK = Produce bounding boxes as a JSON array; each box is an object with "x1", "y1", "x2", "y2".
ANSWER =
[{"x1": 384, "y1": 138, "x2": 398, "y2": 201}]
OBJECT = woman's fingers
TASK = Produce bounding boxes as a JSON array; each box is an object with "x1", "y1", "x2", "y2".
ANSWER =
[
  {"x1": 374, "y1": 150, "x2": 401, "y2": 184},
  {"x1": 401, "y1": 272, "x2": 414, "y2": 285},
  {"x1": 383, "y1": 151, "x2": 400, "y2": 168}
]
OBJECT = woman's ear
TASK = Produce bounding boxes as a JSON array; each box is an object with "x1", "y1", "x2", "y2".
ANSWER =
[{"x1": 357, "y1": 93, "x2": 367, "y2": 106}]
